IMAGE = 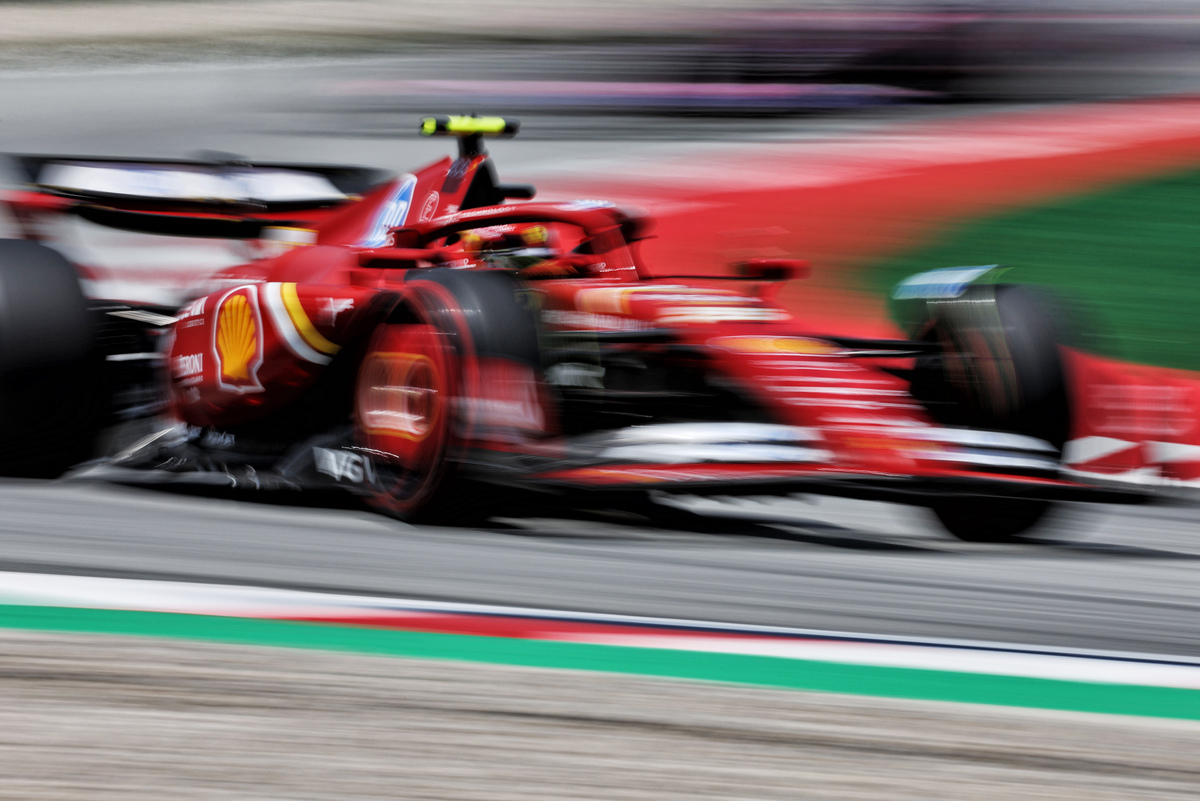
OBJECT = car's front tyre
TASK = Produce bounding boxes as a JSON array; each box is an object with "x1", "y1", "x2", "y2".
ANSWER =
[{"x1": 927, "y1": 497, "x2": 1052, "y2": 543}]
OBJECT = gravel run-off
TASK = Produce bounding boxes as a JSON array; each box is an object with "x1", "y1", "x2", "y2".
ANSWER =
[{"x1": 2, "y1": 629, "x2": 1199, "y2": 800}]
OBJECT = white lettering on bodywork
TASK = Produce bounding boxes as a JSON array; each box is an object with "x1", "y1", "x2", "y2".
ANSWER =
[
  {"x1": 172, "y1": 353, "x2": 203, "y2": 377},
  {"x1": 313, "y1": 447, "x2": 377, "y2": 484}
]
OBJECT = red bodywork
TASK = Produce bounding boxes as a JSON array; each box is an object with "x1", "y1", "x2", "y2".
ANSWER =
[
  {"x1": 155, "y1": 164, "x2": 1070, "y2": 496},
  {"x1": 0, "y1": 141, "x2": 1162, "y2": 511}
]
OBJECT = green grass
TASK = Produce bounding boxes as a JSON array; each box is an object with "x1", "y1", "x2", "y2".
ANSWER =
[{"x1": 867, "y1": 167, "x2": 1200, "y2": 372}]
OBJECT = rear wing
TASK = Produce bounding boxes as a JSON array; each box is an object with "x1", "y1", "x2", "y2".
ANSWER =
[
  {"x1": 3, "y1": 116, "x2": 533, "y2": 244},
  {"x1": 9, "y1": 155, "x2": 391, "y2": 209},
  {"x1": 2, "y1": 155, "x2": 393, "y2": 239}
]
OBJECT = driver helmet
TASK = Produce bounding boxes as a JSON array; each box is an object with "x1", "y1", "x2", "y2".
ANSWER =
[{"x1": 460, "y1": 223, "x2": 559, "y2": 270}]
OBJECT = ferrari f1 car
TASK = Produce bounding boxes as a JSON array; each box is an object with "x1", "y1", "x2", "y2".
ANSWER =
[{"x1": 0, "y1": 116, "x2": 1148, "y2": 541}]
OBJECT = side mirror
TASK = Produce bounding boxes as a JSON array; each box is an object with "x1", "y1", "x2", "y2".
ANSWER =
[
  {"x1": 736, "y1": 258, "x2": 810, "y2": 282},
  {"x1": 619, "y1": 209, "x2": 655, "y2": 243}
]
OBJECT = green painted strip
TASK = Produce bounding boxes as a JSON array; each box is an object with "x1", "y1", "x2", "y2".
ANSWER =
[{"x1": 3, "y1": 604, "x2": 1199, "y2": 720}]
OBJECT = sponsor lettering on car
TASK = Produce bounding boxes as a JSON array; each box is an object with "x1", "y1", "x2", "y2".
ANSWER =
[
  {"x1": 313, "y1": 447, "x2": 377, "y2": 484},
  {"x1": 358, "y1": 175, "x2": 417, "y2": 248},
  {"x1": 541, "y1": 309, "x2": 651, "y2": 331},
  {"x1": 656, "y1": 306, "x2": 790, "y2": 325},
  {"x1": 418, "y1": 190, "x2": 440, "y2": 222},
  {"x1": 172, "y1": 353, "x2": 203, "y2": 378}
]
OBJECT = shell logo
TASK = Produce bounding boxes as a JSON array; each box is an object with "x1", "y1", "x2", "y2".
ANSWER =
[
  {"x1": 709, "y1": 336, "x2": 839, "y2": 356},
  {"x1": 214, "y1": 286, "x2": 265, "y2": 393}
]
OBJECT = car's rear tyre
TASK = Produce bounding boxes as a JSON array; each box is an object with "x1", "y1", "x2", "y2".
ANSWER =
[
  {"x1": 0, "y1": 240, "x2": 100, "y2": 477},
  {"x1": 355, "y1": 269, "x2": 539, "y2": 523},
  {"x1": 928, "y1": 497, "x2": 1052, "y2": 543}
]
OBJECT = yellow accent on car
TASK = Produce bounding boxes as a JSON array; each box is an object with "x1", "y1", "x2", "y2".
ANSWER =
[
  {"x1": 281, "y1": 283, "x2": 341, "y2": 356},
  {"x1": 420, "y1": 116, "x2": 518, "y2": 137},
  {"x1": 711, "y1": 336, "x2": 839, "y2": 356}
]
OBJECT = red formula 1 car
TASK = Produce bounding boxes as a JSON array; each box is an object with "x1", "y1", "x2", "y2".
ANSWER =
[{"x1": 0, "y1": 116, "x2": 1147, "y2": 540}]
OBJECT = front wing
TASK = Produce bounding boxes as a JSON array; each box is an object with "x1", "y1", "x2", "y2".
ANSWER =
[
  {"x1": 83, "y1": 420, "x2": 1148, "y2": 509},
  {"x1": 504, "y1": 422, "x2": 1147, "y2": 505}
]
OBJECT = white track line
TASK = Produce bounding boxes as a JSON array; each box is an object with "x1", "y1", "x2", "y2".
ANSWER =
[{"x1": 3, "y1": 570, "x2": 1200, "y2": 690}]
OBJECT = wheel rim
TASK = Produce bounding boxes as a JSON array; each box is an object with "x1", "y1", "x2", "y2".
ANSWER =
[{"x1": 356, "y1": 322, "x2": 456, "y2": 513}]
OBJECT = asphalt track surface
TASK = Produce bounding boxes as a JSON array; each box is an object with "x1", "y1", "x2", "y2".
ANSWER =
[
  {"x1": 5, "y1": 478, "x2": 1200, "y2": 658},
  {"x1": 1, "y1": 54, "x2": 1199, "y2": 660}
]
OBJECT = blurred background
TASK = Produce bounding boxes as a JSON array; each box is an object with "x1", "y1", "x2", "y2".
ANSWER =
[{"x1": 6, "y1": 0, "x2": 1200, "y2": 352}]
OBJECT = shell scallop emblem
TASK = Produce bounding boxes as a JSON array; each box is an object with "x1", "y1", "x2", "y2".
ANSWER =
[
  {"x1": 217, "y1": 295, "x2": 256, "y2": 380},
  {"x1": 214, "y1": 286, "x2": 265, "y2": 393}
]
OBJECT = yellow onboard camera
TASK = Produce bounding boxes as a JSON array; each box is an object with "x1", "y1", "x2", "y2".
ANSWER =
[
  {"x1": 420, "y1": 115, "x2": 520, "y2": 157},
  {"x1": 420, "y1": 116, "x2": 519, "y2": 138}
]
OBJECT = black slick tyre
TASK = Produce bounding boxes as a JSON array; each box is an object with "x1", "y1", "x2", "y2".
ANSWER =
[
  {"x1": 0, "y1": 240, "x2": 100, "y2": 477},
  {"x1": 928, "y1": 497, "x2": 1052, "y2": 543},
  {"x1": 911, "y1": 283, "x2": 1071, "y2": 542},
  {"x1": 911, "y1": 283, "x2": 1071, "y2": 449}
]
